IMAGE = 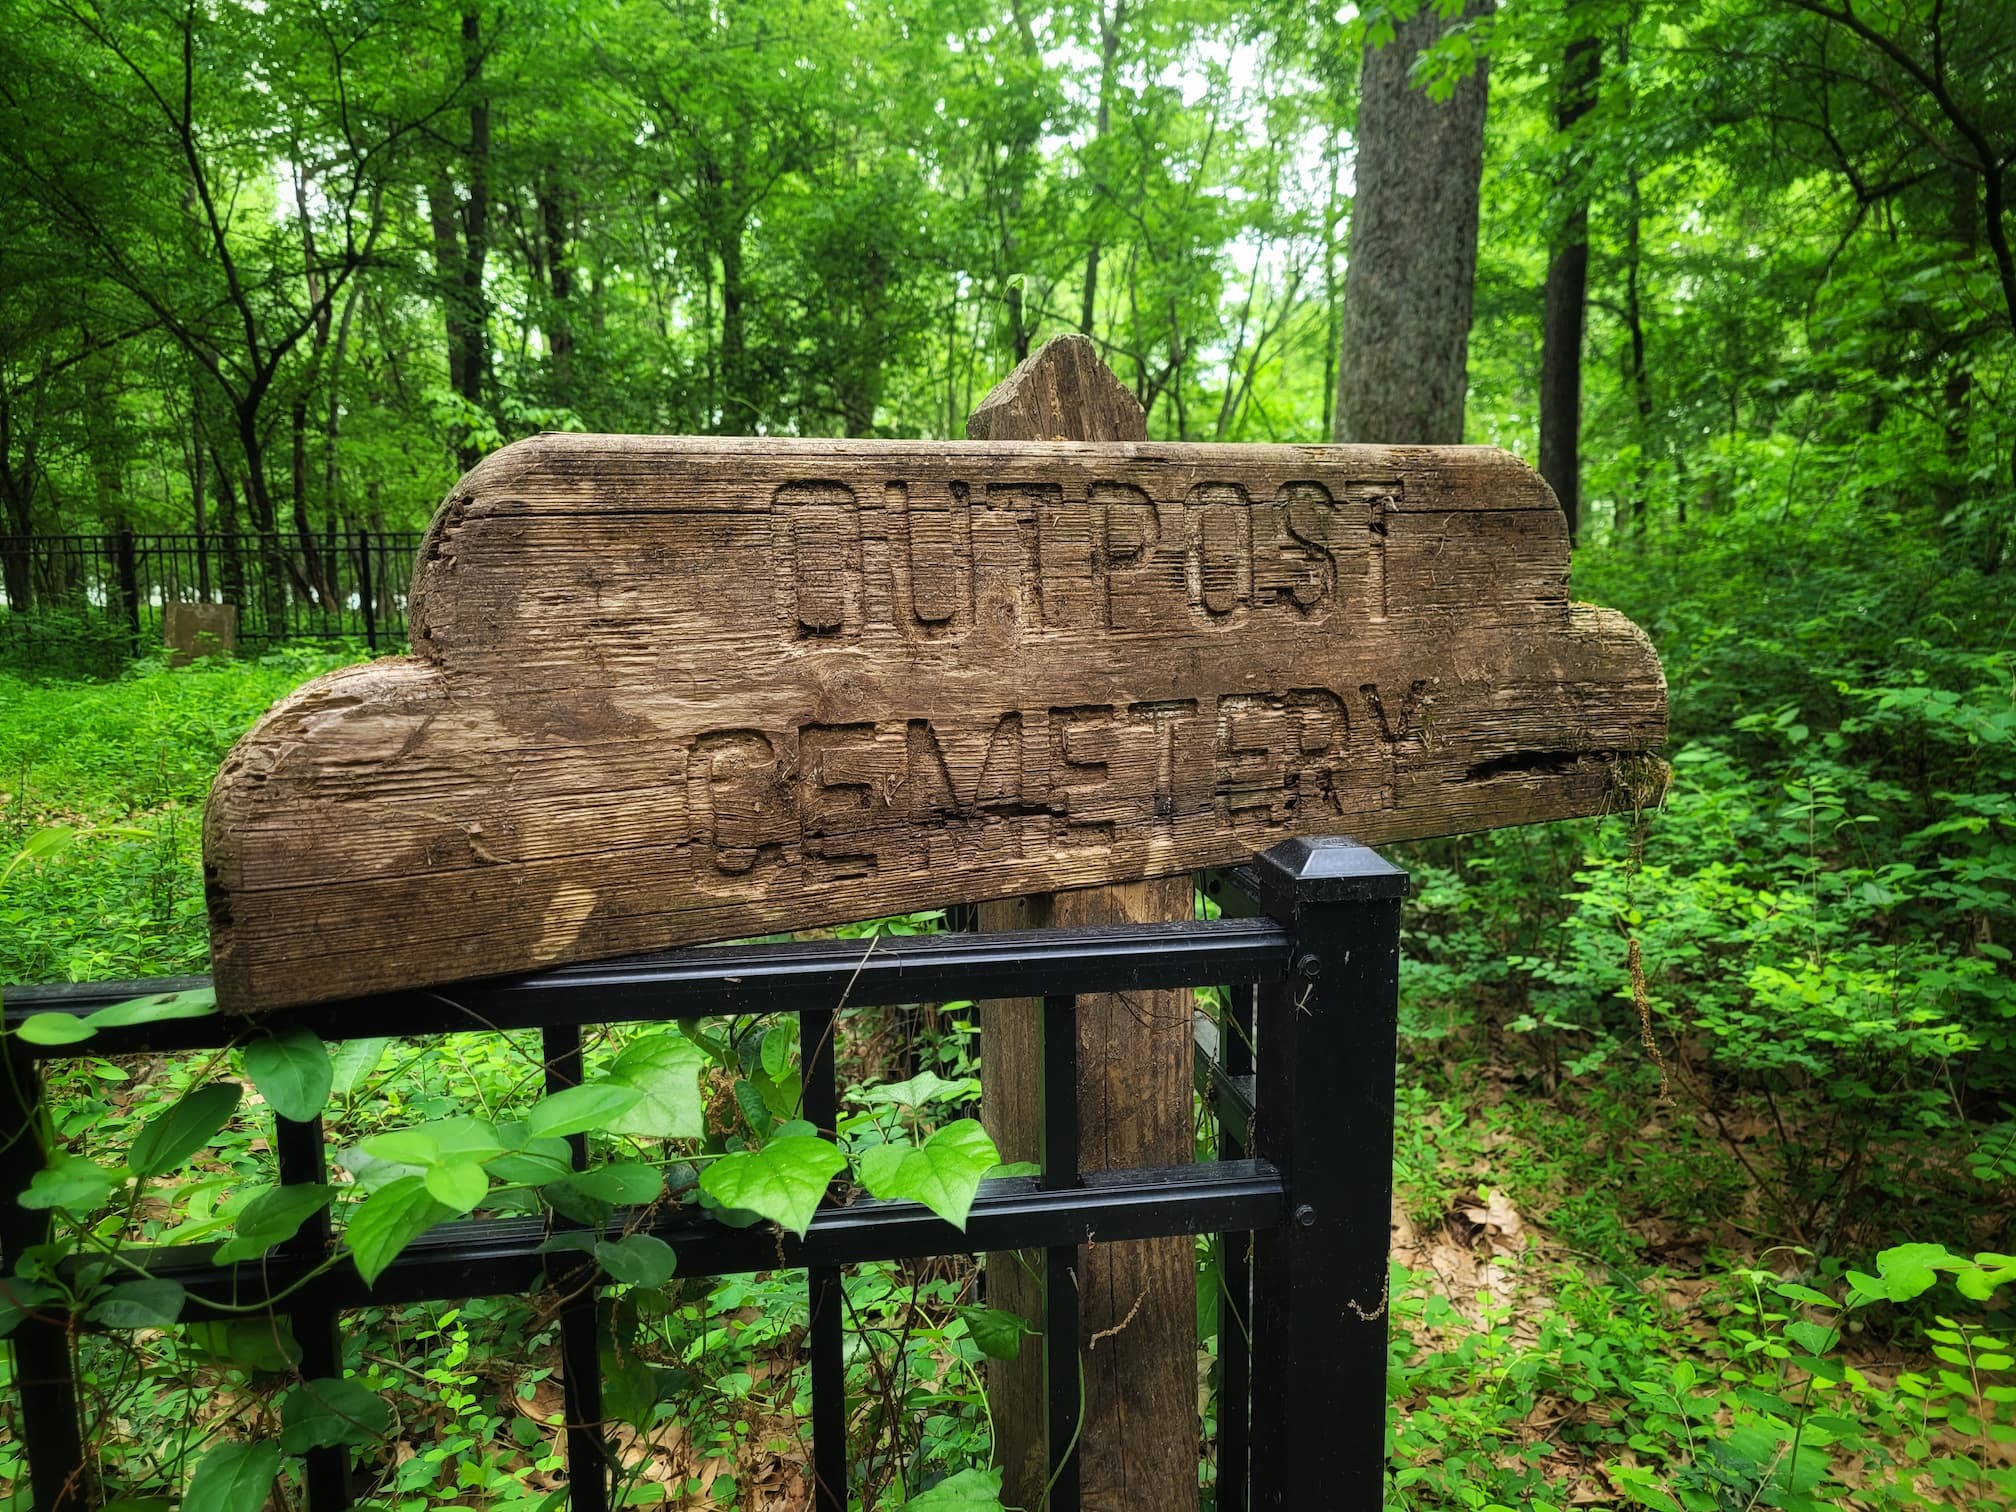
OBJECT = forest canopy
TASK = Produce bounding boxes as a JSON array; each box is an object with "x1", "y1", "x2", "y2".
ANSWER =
[{"x1": 0, "y1": 0, "x2": 2008, "y2": 566}]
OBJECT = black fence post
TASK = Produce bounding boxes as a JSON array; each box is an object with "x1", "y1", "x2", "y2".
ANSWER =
[
  {"x1": 1240, "y1": 836, "x2": 1406, "y2": 1511},
  {"x1": 0, "y1": 1036, "x2": 91, "y2": 1512}
]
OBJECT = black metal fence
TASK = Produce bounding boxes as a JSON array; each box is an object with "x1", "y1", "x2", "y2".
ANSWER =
[
  {"x1": 0, "y1": 530, "x2": 425, "y2": 668},
  {"x1": 0, "y1": 838, "x2": 1406, "y2": 1512}
]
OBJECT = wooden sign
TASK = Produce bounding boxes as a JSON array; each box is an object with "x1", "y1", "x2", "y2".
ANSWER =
[{"x1": 204, "y1": 434, "x2": 1665, "y2": 1010}]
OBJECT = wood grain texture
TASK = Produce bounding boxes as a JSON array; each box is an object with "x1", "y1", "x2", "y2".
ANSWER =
[
  {"x1": 204, "y1": 410, "x2": 1666, "y2": 1011},
  {"x1": 971, "y1": 336, "x2": 1196, "y2": 1512}
]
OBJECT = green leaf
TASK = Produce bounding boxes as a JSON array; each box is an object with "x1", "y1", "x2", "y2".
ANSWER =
[
  {"x1": 86, "y1": 1277, "x2": 185, "y2": 1328},
  {"x1": 328, "y1": 1036, "x2": 392, "y2": 1096},
  {"x1": 760, "y1": 1023, "x2": 793, "y2": 1080},
  {"x1": 184, "y1": 1318, "x2": 301, "y2": 1373},
  {"x1": 279, "y1": 1375, "x2": 392, "y2": 1452},
  {"x1": 85, "y1": 988, "x2": 218, "y2": 1029},
  {"x1": 852, "y1": 1070, "x2": 980, "y2": 1110},
  {"x1": 0, "y1": 1281, "x2": 60, "y2": 1338},
  {"x1": 346, "y1": 1175, "x2": 452, "y2": 1286},
  {"x1": 20, "y1": 1152, "x2": 119, "y2": 1211},
  {"x1": 130, "y1": 1083, "x2": 240, "y2": 1178},
  {"x1": 243, "y1": 1029, "x2": 332, "y2": 1122},
  {"x1": 214, "y1": 1184, "x2": 337, "y2": 1265},
  {"x1": 1773, "y1": 1282, "x2": 1838, "y2": 1309},
  {"x1": 361, "y1": 1116, "x2": 506, "y2": 1167},
  {"x1": 956, "y1": 1304, "x2": 1034, "y2": 1362},
  {"x1": 424, "y1": 1157, "x2": 490, "y2": 1215},
  {"x1": 904, "y1": 1467, "x2": 1006, "y2": 1510},
  {"x1": 560, "y1": 1162, "x2": 665, "y2": 1206},
  {"x1": 595, "y1": 1233, "x2": 677, "y2": 1287},
  {"x1": 856, "y1": 1119, "x2": 1000, "y2": 1230},
  {"x1": 1784, "y1": 1319, "x2": 1836, "y2": 1356},
  {"x1": 698, "y1": 1136, "x2": 845, "y2": 1237},
  {"x1": 16, "y1": 1012, "x2": 96, "y2": 1046},
  {"x1": 605, "y1": 1033, "x2": 708, "y2": 1140},
  {"x1": 525, "y1": 1082, "x2": 643, "y2": 1140},
  {"x1": 1874, "y1": 1242, "x2": 1956, "y2": 1302},
  {"x1": 183, "y1": 1441, "x2": 281, "y2": 1512},
  {"x1": 483, "y1": 1137, "x2": 576, "y2": 1187}
]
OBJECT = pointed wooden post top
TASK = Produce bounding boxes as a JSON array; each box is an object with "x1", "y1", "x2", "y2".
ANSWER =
[{"x1": 966, "y1": 333, "x2": 1148, "y2": 443}]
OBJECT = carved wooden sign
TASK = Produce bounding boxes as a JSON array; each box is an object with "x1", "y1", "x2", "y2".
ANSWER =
[{"x1": 204, "y1": 434, "x2": 1666, "y2": 1010}]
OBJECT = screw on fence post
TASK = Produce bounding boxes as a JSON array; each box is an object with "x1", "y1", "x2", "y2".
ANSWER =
[
  {"x1": 357, "y1": 528, "x2": 378, "y2": 652},
  {"x1": 1238, "y1": 836, "x2": 1406, "y2": 1511},
  {"x1": 0, "y1": 1035, "x2": 92, "y2": 1511}
]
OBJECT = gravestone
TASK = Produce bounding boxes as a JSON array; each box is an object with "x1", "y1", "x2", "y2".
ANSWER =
[{"x1": 164, "y1": 602, "x2": 237, "y2": 666}]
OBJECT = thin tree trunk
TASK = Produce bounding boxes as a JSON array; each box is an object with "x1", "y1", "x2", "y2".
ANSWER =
[
  {"x1": 718, "y1": 210, "x2": 748, "y2": 430},
  {"x1": 1334, "y1": 0, "x2": 1495, "y2": 444},
  {"x1": 539, "y1": 177, "x2": 576, "y2": 398},
  {"x1": 1079, "y1": 1, "x2": 1124, "y2": 334},
  {"x1": 291, "y1": 396, "x2": 329, "y2": 605},
  {"x1": 1538, "y1": 16, "x2": 1601, "y2": 541},
  {"x1": 1623, "y1": 171, "x2": 1654, "y2": 535},
  {"x1": 457, "y1": 8, "x2": 491, "y2": 429}
]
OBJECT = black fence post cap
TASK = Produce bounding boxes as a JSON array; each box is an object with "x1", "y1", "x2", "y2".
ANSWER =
[{"x1": 1238, "y1": 835, "x2": 1410, "y2": 911}]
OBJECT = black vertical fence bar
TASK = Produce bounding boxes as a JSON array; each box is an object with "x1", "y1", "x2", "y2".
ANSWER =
[
  {"x1": 1203, "y1": 867, "x2": 1257, "y2": 1512},
  {"x1": 542, "y1": 1024, "x2": 608, "y2": 1512},
  {"x1": 1217, "y1": 980, "x2": 1256, "y2": 1512},
  {"x1": 1246, "y1": 838, "x2": 1406, "y2": 1510},
  {"x1": 1039, "y1": 993, "x2": 1080, "y2": 1512},
  {"x1": 0, "y1": 1037, "x2": 88, "y2": 1512},
  {"x1": 275, "y1": 1104, "x2": 350, "y2": 1512},
  {"x1": 800, "y1": 1007, "x2": 846, "y2": 1512}
]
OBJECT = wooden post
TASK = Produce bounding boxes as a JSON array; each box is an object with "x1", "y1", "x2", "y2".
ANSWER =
[{"x1": 970, "y1": 335, "x2": 1200, "y2": 1512}]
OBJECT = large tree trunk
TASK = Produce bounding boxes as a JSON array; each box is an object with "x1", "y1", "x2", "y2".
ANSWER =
[
  {"x1": 1538, "y1": 17, "x2": 1602, "y2": 541},
  {"x1": 1333, "y1": 0, "x2": 1495, "y2": 444}
]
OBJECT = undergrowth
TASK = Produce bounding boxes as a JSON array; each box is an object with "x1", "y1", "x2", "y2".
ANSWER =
[{"x1": 2, "y1": 498, "x2": 2014, "y2": 1508}]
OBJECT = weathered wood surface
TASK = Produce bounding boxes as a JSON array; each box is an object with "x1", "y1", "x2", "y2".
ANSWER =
[
  {"x1": 204, "y1": 423, "x2": 1666, "y2": 1010},
  {"x1": 971, "y1": 336, "x2": 1198, "y2": 1511}
]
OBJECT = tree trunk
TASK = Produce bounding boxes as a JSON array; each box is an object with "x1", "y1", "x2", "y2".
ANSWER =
[
  {"x1": 1334, "y1": 0, "x2": 1495, "y2": 444},
  {"x1": 426, "y1": 12, "x2": 491, "y2": 471},
  {"x1": 717, "y1": 212, "x2": 748, "y2": 431},
  {"x1": 291, "y1": 396, "x2": 330, "y2": 606},
  {"x1": 457, "y1": 9, "x2": 491, "y2": 435},
  {"x1": 1623, "y1": 171, "x2": 1655, "y2": 535},
  {"x1": 539, "y1": 178, "x2": 576, "y2": 398},
  {"x1": 1079, "y1": 1, "x2": 1124, "y2": 335},
  {"x1": 1538, "y1": 19, "x2": 1601, "y2": 541},
  {"x1": 426, "y1": 175, "x2": 470, "y2": 402},
  {"x1": 0, "y1": 379, "x2": 42, "y2": 611}
]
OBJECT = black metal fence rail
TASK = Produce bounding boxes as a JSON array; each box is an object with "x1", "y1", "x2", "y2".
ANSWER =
[
  {"x1": 0, "y1": 837, "x2": 1406, "y2": 1512},
  {"x1": 0, "y1": 530, "x2": 425, "y2": 665}
]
